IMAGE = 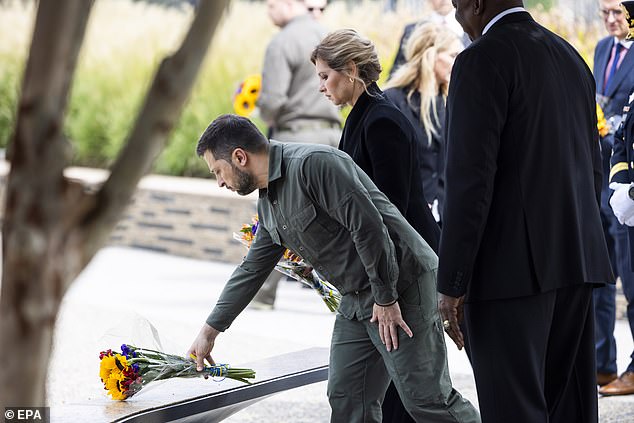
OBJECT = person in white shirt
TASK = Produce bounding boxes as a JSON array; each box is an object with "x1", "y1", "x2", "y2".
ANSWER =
[{"x1": 389, "y1": 0, "x2": 468, "y2": 77}]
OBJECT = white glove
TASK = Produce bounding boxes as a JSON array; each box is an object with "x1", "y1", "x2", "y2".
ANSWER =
[
  {"x1": 609, "y1": 182, "x2": 634, "y2": 225},
  {"x1": 625, "y1": 214, "x2": 634, "y2": 227}
]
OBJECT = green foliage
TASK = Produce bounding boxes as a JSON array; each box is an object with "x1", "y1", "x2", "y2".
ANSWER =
[
  {"x1": 0, "y1": 1, "x2": 603, "y2": 177},
  {"x1": 155, "y1": 56, "x2": 244, "y2": 177},
  {"x1": 65, "y1": 55, "x2": 151, "y2": 168},
  {"x1": 0, "y1": 53, "x2": 21, "y2": 149},
  {"x1": 525, "y1": 0, "x2": 555, "y2": 10}
]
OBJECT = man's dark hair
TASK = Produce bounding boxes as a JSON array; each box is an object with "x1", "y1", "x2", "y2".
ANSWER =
[{"x1": 196, "y1": 114, "x2": 268, "y2": 161}]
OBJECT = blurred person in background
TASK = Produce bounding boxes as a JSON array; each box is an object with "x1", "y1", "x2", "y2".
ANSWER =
[
  {"x1": 305, "y1": 0, "x2": 327, "y2": 19},
  {"x1": 312, "y1": 29, "x2": 478, "y2": 423},
  {"x1": 390, "y1": 0, "x2": 467, "y2": 78},
  {"x1": 384, "y1": 22, "x2": 463, "y2": 223},
  {"x1": 258, "y1": 0, "x2": 340, "y2": 145},
  {"x1": 591, "y1": 0, "x2": 634, "y2": 393},
  {"x1": 251, "y1": 0, "x2": 341, "y2": 310}
]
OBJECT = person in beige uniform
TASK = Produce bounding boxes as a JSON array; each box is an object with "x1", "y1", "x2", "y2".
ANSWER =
[
  {"x1": 258, "y1": 0, "x2": 340, "y2": 145},
  {"x1": 252, "y1": 0, "x2": 342, "y2": 309}
]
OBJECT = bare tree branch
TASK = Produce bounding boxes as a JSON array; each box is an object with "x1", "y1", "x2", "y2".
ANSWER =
[
  {"x1": 80, "y1": 0, "x2": 231, "y2": 261},
  {"x1": 7, "y1": 0, "x2": 94, "y2": 211}
]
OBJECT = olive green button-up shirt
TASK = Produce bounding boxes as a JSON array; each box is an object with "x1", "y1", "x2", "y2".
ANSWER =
[{"x1": 207, "y1": 141, "x2": 438, "y2": 331}]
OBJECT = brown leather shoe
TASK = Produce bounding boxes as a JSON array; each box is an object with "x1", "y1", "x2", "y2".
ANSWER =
[
  {"x1": 599, "y1": 371, "x2": 634, "y2": 396},
  {"x1": 597, "y1": 372, "x2": 618, "y2": 386}
]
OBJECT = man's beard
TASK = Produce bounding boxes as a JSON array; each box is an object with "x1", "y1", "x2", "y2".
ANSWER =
[{"x1": 232, "y1": 162, "x2": 258, "y2": 196}]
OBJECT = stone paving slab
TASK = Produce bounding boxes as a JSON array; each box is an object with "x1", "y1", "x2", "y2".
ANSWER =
[{"x1": 48, "y1": 247, "x2": 634, "y2": 422}]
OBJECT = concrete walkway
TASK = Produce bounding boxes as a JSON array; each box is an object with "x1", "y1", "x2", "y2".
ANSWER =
[{"x1": 48, "y1": 246, "x2": 634, "y2": 422}]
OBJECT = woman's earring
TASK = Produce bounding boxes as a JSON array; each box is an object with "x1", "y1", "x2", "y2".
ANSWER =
[{"x1": 349, "y1": 77, "x2": 354, "y2": 83}]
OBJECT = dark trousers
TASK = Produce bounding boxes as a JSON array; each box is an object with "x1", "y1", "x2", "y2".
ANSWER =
[
  {"x1": 594, "y1": 202, "x2": 618, "y2": 374},
  {"x1": 594, "y1": 210, "x2": 634, "y2": 374},
  {"x1": 381, "y1": 382, "x2": 413, "y2": 423},
  {"x1": 595, "y1": 136, "x2": 634, "y2": 373},
  {"x1": 465, "y1": 285, "x2": 597, "y2": 423}
]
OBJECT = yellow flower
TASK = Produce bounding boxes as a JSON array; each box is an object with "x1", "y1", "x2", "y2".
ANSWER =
[
  {"x1": 99, "y1": 355, "x2": 117, "y2": 381},
  {"x1": 283, "y1": 249, "x2": 302, "y2": 262},
  {"x1": 233, "y1": 74, "x2": 261, "y2": 117},
  {"x1": 99, "y1": 352, "x2": 132, "y2": 399},
  {"x1": 105, "y1": 375, "x2": 128, "y2": 400},
  {"x1": 597, "y1": 103, "x2": 609, "y2": 138},
  {"x1": 109, "y1": 389, "x2": 128, "y2": 401},
  {"x1": 116, "y1": 354, "x2": 129, "y2": 369}
]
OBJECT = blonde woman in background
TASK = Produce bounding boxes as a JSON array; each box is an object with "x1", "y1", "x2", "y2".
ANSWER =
[
  {"x1": 380, "y1": 22, "x2": 463, "y2": 423},
  {"x1": 384, "y1": 22, "x2": 463, "y2": 223}
]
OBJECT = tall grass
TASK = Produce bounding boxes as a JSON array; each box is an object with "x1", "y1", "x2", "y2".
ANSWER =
[{"x1": 0, "y1": 0, "x2": 604, "y2": 177}]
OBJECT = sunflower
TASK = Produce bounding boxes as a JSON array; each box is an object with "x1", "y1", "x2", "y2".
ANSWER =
[
  {"x1": 597, "y1": 103, "x2": 609, "y2": 138},
  {"x1": 233, "y1": 74, "x2": 262, "y2": 117}
]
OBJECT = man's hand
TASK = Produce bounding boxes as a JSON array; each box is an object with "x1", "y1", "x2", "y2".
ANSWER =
[
  {"x1": 370, "y1": 301, "x2": 413, "y2": 352},
  {"x1": 286, "y1": 251, "x2": 312, "y2": 276},
  {"x1": 186, "y1": 323, "x2": 220, "y2": 372},
  {"x1": 609, "y1": 182, "x2": 634, "y2": 225},
  {"x1": 437, "y1": 293, "x2": 465, "y2": 350}
]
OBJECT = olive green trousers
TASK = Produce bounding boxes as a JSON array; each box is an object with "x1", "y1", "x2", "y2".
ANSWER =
[{"x1": 327, "y1": 274, "x2": 481, "y2": 423}]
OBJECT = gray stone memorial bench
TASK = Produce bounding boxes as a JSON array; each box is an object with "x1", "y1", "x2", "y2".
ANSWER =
[{"x1": 51, "y1": 347, "x2": 329, "y2": 423}]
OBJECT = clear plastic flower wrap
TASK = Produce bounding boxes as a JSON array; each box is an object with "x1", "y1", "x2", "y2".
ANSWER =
[
  {"x1": 98, "y1": 317, "x2": 255, "y2": 401},
  {"x1": 234, "y1": 215, "x2": 341, "y2": 312},
  {"x1": 99, "y1": 344, "x2": 255, "y2": 400}
]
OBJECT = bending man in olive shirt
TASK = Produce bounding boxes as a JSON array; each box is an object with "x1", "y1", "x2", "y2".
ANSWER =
[{"x1": 187, "y1": 114, "x2": 479, "y2": 423}]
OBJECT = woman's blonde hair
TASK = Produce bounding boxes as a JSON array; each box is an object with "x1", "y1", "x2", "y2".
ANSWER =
[
  {"x1": 310, "y1": 29, "x2": 382, "y2": 93},
  {"x1": 385, "y1": 23, "x2": 460, "y2": 142}
]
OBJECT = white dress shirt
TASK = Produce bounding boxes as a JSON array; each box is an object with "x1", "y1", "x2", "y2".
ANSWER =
[{"x1": 482, "y1": 7, "x2": 527, "y2": 35}]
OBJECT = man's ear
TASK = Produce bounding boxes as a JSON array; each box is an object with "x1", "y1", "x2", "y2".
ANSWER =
[
  {"x1": 473, "y1": 0, "x2": 483, "y2": 16},
  {"x1": 232, "y1": 148, "x2": 248, "y2": 167}
]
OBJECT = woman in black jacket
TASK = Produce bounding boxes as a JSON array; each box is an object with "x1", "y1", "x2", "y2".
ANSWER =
[
  {"x1": 384, "y1": 22, "x2": 462, "y2": 223},
  {"x1": 310, "y1": 29, "x2": 440, "y2": 254},
  {"x1": 311, "y1": 29, "x2": 441, "y2": 423}
]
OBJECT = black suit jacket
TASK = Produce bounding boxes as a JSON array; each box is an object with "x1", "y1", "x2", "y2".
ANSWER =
[
  {"x1": 438, "y1": 12, "x2": 613, "y2": 301},
  {"x1": 339, "y1": 83, "x2": 440, "y2": 253},
  {"x1": 384, "y1": 88, "x2": 446, "y2": 211}
]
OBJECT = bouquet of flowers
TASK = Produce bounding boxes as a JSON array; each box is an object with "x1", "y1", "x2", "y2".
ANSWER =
[
  {"x1": 99, "y1": 344, "x2": 255, "y2": 400},
  {"x1": 233, "y1": 74, "x2": 261, "y2": 117},
  {"x1": 235, "y1": 215, "x2": 341, "y2": 312}
]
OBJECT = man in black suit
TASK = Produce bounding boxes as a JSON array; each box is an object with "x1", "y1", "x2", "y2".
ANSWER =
[{"x1": 437, "y1": 1, "x2": 613, "y2": 422}]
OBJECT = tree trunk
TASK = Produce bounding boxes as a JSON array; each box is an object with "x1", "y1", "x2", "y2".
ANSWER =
[
  {"x1": 0, "y1": 0, "x2": 230, "y2": 409},
  {"x1": 0, "y1": 0, "x2": 95, "y2": 408}
]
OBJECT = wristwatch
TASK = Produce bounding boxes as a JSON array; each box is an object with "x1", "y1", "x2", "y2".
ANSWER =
[{"x1": 628, "y1": 185, "x2": 634, "y2": 201}]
